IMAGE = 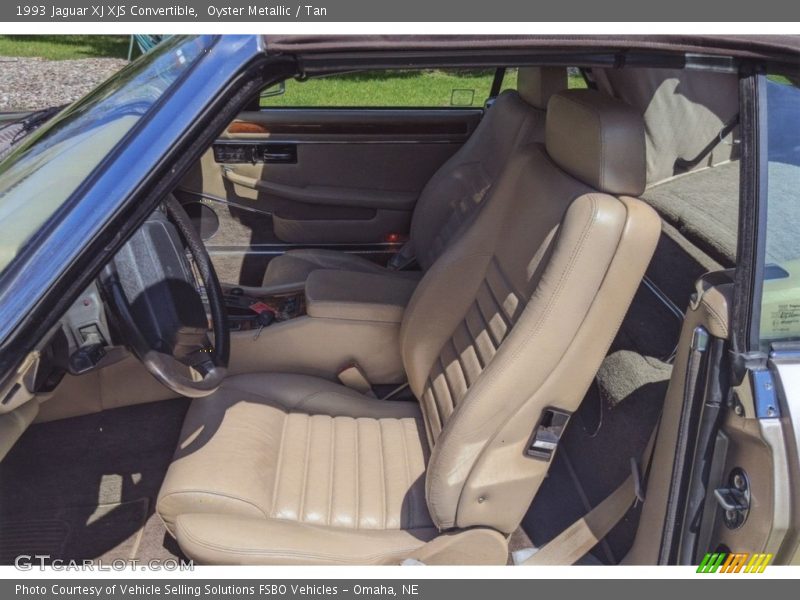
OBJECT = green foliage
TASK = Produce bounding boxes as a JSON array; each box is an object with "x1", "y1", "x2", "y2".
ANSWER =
[
  {"x1": 262, "y1": 68, "x2": 587, "y2": 108},
  {"x1": 767, "y1": 74, "x2": 793, "y2": 85},
  {"x1": 0, "y1": 35, "x2": 133, "y2": 60},
  {"x1": 0, "y1": 37, "x2": 591, "y2": 106}
]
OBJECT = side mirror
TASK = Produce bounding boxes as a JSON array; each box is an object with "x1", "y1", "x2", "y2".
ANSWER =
[{"x1": 260, "y1": 81, "x2": 286, "y2": 99}]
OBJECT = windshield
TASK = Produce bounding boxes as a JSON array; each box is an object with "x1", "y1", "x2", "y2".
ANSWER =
[{"x1": 0, "y1": 36, "x2": 209, "y2": 275}]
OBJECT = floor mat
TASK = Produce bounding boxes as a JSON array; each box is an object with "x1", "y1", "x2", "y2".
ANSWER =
[
  {"x1": 0, "y1": 398, "x2": 189, "y2": 564},
  {"x1": 0, "y1": 498, "x2": 148, "y2": 564}
]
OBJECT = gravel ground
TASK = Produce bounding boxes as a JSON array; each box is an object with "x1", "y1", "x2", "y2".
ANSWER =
[{"x1": 0, "y1": 56, "x2": 128, "y2": 111}]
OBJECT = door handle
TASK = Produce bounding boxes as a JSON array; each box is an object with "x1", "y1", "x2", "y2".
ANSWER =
[
  {"x1": 262, "y1": 151, "x2": 294, "y2": 161},
  {"x1": 222, "y1": 167, "x2": 259, "y2": 190},
  {"x1": 212, "y1": 142, "x2": 296, "y2": 164}
]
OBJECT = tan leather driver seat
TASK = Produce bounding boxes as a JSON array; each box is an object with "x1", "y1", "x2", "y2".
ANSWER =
[
  {"x1": 157, "y1": 89, "x2": 661, "y2": 565},
  {"x1": 256, "y1": 67, "x2": 568, "y2": 295}
]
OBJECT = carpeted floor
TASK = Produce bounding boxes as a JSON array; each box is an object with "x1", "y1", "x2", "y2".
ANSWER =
[
  {"x1": 0, "y1": 499, "x2": 148, "y2": 564},
  {"x1": 0, "y1": 398, "x2": 189, "y2": 564}
]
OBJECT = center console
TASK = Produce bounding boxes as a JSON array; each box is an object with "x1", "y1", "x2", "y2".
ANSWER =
[
  {"x1": 223, "y1": 288, "x2": 306, "y2": 331},
  {"x1": 223, "y1": 269, "x2": 420, "y2": 384}
]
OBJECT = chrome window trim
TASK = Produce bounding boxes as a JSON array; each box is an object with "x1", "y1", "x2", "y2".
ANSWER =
[
  {"x1": 214, "y1": 138, "x2": 464, "y2": 145},
  {"x1": 762, "y1": 359, "x2": 799, "y2": 560}
]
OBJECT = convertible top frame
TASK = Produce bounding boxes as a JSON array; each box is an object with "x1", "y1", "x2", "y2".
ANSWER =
[{"x1": 263, "y1": 34, "x2": 800, "y2": 78}]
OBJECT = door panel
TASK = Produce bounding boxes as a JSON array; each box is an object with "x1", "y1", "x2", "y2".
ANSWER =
[
  {"x1": 178, "y1": 108, "x2": 481, "y2": 285},
  {"x1": 627, "y1": 278, "x2": 787, "y2": 565},
  {"x1": 625, "y1": 274, "x2": 734, "y2": 564},
  {"x1": 698, "y1": 407, "x2": 784, "y2": 561},
  {"x1": 629, "y1": 74, "x2": 800, "y2": 566},
  {"x1": 700, "y1": 75, "x2": 800, "y2": 567}
]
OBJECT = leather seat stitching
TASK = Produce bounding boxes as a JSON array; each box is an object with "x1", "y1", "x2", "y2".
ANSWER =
[
  {"x1": 160, "y1": 490, "x2": 269, "y2": 520},
  {"x1": 399, "y1": 418, "x2": 412, "y2": 528},
  {"x1": 700, "y1": 297, "x2": 728, "y2": 336},
  {"x1": 354, "y1": 418, "x2": 360, "y2": 528},
  {"x1": 327, "y1": 417, "x2": 336, "y2": 526},
  {"x1": 291, "y1": 390, "x2": 360, "y2": 411},
  {"x1": 177, "y1": 519, "x2": 430, "y2": 563},
  {"x1": 297, "y1": 415, "x2": 312, "y2": 522},
  {"x1": 449, "y1": 195, "x2": 601, "y2": 420},
  {"x1": 269, "y1": 414, "x2": 289, "y2": 518}
]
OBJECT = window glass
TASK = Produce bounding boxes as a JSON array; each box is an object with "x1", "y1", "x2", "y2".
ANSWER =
[
  {"x1": 259, "y1": 67, "x2": 588, "y2": 108},
  {"x1": 759, "y1": 77, "x2": 800, "y2": 348},
  {"x1": 260, "y1": 69, "x2": 495, "y2": 108},
  {"x1": 0, "y1": 35, "x2": 208, "y2": 277}
]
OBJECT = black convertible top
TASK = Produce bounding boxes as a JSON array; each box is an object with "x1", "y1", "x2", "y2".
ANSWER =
[{"x1": 263, "y1": 34, "x2": 800, "y2": 68}]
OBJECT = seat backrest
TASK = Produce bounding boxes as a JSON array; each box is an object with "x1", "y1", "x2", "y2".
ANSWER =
[
  {"x1": 400, "y1": 89, "x2": 660, "y2": 534},
  {"x1": 408, "y1": 67, "x2": 567, "y2": 270}
]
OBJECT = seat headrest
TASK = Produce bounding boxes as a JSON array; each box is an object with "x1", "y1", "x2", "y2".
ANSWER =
[
  {"x1": 516, "y1": 67, "x2": 567, "y2": 110},
  {"x1": 545, "y1": 89, "x2": 646, "y2": 196}
]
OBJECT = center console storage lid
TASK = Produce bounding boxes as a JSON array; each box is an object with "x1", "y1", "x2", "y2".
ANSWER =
[{"x1": 305, "y1": 269, "x2": 419, "y2": 323}]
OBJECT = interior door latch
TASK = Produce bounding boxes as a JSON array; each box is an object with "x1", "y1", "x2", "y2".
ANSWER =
[{"x1": 714, "y1": 467, "x2": 750, "y2": 529}]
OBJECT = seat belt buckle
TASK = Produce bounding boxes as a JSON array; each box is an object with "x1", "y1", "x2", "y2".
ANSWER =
[
  {"x1": 337, "y1": 363, "x2": 376, "y2": 398},
  {"x1": 387, "y1": 243, "x2": 417, "y2": 271},
  {"x1": 630, "y1": 457, "x2": 646, "y2": 505}
]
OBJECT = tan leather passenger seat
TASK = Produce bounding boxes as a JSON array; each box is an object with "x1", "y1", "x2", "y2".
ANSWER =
[
  {"x1": 256, "y1": 67, "x2": 567, "y2": 295},
  {"x1": 157, "y1": 89, "x2": 661, "y2": 565}
]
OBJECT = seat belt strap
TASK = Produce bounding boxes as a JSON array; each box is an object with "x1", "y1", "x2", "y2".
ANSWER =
[
  {"x1": 387, "y1": 242, "x2": 417, "y2": 271},
  {"x1": 673, "y1": 114, "x2": 739, "y2": 175},
  {"x1": 521, "y1": 427, "x2": 658, "y2": 566},
  {"x1": 489, "y1": 67, "x2": 506, "y2": 99}
]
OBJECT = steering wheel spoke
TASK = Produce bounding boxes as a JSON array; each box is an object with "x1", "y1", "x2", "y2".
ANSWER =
[{"x1": 100, "y1": 195, "x2": 229, "y2": 398}]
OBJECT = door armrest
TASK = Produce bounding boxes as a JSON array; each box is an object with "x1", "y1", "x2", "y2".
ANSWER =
[{"x1": 222, "y1": 167, "x2": 417, "y2": 210}]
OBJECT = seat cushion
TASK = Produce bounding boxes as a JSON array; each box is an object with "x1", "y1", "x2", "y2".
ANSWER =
[
  {"x1": 260, "y1": 249, "x2": 418, "y2": 295},
  {"x1": 157, "y1": 373, "x2": 435, "y2": 563},
  {"x1": 173, "y1": 513, "x2": 437, "y2": 565}
]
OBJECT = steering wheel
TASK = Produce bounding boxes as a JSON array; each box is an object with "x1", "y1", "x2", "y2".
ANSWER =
[{"x1": 100, "y1": 195, "x2": 229, "y2": 398}]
